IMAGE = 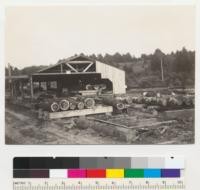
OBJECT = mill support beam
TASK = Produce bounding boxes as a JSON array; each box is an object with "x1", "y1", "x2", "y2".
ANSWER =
[{"x1": 30, "y1": 76, "x2": 34, "y2": 99}]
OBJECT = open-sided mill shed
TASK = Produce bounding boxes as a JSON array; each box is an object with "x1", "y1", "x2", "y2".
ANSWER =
[
  {"x1": 32, "y1": 55, "x2": 126, "y2": 97},
  {"x1": 6, "y1": 55, "x2": 126, "y2": 99}
]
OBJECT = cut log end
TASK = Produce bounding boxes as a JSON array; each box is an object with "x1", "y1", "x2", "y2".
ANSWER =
[
  {"x1": 116, "y1": 103, "x2": 125, "y2": 110},
  {"x1": 59, "y1": 99, "x2": 70, "y2": 111},
  {"x1": 84, "y1": 98, "x2": 95, "y2": 108},
  {"x1": 77, "y1": 102, "x2": 85, "y2": 110},
  {"x1": 69, "y1": 102, "x2": 76, "y2": 110},
  {"x1": 50, "y1": 102, "x2": 60, "y2": 112}
]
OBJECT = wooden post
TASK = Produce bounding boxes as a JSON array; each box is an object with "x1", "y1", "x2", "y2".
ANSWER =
[
  {"x1": 161, "y1": 58, "x2": 164, "y2": 81},
  {"x1": 61, "y1": 63, "x2": 63, "y2": 73},
  {"x1": 30, "y1": 76, "x2": 34, "y2": 99},
  {"x1": 47, "y1": 81, "x2": 50, "y2": 90},
  {"x1": 8, "y1": 63, "x2": 13, "y2": 97},
  {"x1": 11, "y1": 84, "x2": 13, "y2": 97},
  {"x1": 19, "y1": 81, "x2": 24, "y2": 99}
]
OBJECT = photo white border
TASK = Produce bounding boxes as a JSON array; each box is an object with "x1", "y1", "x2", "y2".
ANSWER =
[{"x1": 0, "y1": 0, "x2": 199, "y2": 189}]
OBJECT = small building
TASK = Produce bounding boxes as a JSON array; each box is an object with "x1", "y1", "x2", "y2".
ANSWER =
[{"x1": 6, "y1": 55, "x2": 126, "y2": 99}]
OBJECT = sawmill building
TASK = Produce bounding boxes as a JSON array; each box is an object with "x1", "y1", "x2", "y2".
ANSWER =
[{"x1": 6, "y1": 55, "x2": 126, "y2": 99}]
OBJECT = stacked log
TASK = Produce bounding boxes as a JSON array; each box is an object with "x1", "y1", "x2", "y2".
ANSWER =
[
  {"x1": 168, "y1": 96, "x2": 183, "y2": 107},
  {"x1": 143, "y1": 97, "x2": 157, "y2": 105},
  {"x1": 184, "y1": 95, "x2": 194, "y2": 106},
  {"x1": 59, "y1": 99, "x2": 70, "y2": 111},
  {"x1": 183, "y1": 96, "x2": 192, "y2": 106},
  {"x1": 132, "y1": 96, "x2": 143, "y2": 104},
  {"x1": 38, "y1": 96, "x2": 96, "y2": 112},
  {"x1": 102, "y1": 97, "x2": 125, "y2": 110},
  {"x1": 68, "y1": 98, "x2": 77, "y2": 110},
  {"x1": 132, "y1": 96, "x2": 168, "y2": 107},
  {"x1": 75, "y1": 97, "x2": 95, "y2": 109},
  {"x1": 131, "y1": 93, "x2": 194, "y2": 109},
  {"x1": 124, "y1": 96, "x2": 133, "y2": 104},
  {"x1": 50, "y1": 102, "x2": 60, "y2": 112},
  {"x1": 115, "y1": 96, "x2": 132, "y2": 104},
  {"x1": 69, "y1": 102, "x2": 76, "y2": 110},
  {"x1": 192, "y1": 97, "x2": 195, "y2": 106},
  {"x1": 66, "y1": 97, "x2": 86, "y2": 110},
  {"x1": 132, "y1": 96, "x2": 138, "y2": 103},
  {"x1": 75, "y1": 96, "x2": 95, "y2": 109},
  {"x1": 156, "y1": 97, "x2": 168, "y2": 107},
  {"x1": 67, "y1": 96, "x2": 96, "y2": 110},
  {"x1": 39, "y1": 100, "x2": 60, "y2": 112},
  {"x1": 77, "y1": 101, "x2": 85, "y2": 110}
]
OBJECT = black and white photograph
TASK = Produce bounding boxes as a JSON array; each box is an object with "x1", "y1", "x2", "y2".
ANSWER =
[{"x1": 5, "y1": 5, "x2": 195, "y2": 145}]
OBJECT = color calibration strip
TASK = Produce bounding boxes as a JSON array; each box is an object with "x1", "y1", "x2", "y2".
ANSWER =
[
  {"x1": 13, "y1": 157, "x2": 184, "y2": 169},
  {"x1": 13, "y1": 157, "x2": 184, "y2": 179},
  {"x1": 13, "y1": 168, "x2": 181, "y2": 178}
]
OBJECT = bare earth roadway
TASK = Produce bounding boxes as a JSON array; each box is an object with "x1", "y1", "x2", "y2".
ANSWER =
[
  {"x1": 5, "y1": 106, "x2": 123, "y2": 145},
  {"x1": 5, "y1": 104, "x2": 194, "y2": 145}
]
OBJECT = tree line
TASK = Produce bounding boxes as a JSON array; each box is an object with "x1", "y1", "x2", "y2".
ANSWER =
[{"x1": 5, "y1": 47, "x2": 195, "y2": 88}]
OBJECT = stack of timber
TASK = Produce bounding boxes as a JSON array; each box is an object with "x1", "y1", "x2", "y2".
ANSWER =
[
  {"x1": 132, "y1": 94, "x2": 194, "y2": 110},
  {"x1": 116, "y1": 96, "x2": 133, "y2": 104},
  {"x1": 38, "y1": 96, "x2": 96, "y2": 112},
  {"x1": 76, "y1": 96, "x2": 95, "y2": 109}
]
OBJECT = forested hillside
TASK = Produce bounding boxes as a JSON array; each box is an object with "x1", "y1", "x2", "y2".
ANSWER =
[{"x1": 5, "y1": 47, "x2": 195, "y2": 89}]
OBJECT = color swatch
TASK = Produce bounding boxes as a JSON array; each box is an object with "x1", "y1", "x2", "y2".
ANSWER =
[
  {"x1": 13, "y1": 157, "x2": 184, "y2": 179},
  {"x1": 13, "y1": 169, "x2": 182, "y2": 178}
]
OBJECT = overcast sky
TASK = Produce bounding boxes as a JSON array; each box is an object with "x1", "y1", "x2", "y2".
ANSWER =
[{"x1": 5, "y1": 5, "x2": 195, "y2": 69}]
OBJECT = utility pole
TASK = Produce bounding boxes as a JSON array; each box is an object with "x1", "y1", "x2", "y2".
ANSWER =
[
  {"x1": 8, "y1": 63, "x2": 14, "y2": 97},
  {"x1": 160, "y1": 58, "x2": 164, "y2": 81}
]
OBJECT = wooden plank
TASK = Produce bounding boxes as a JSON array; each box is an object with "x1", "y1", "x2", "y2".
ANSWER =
[
  {"x1": 46, "y1": 105, "x2": 113, "y2": 119},
  {"x1": 78, "y1": 90, "x2": 97, "y2": 96},
  {"x1": 68, "y1": 61, "x2": 93, "y2": 64},
  {"x1": 90, "y1": 118, "x2": 128, "y2": 128},
  {"x1": 5, "y1": 75, "x2": 29, "y2": 80},
  {"x1": 91, "y1": 120, "x2": 137, "y2": 142}
]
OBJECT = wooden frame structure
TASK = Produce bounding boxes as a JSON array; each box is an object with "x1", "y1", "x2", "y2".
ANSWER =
[{"x1": 5, "y1": 55, "x2": 126, "y2": 100}]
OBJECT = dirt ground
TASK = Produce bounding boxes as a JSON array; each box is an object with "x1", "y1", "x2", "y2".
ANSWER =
[{"x1": 5, "y1": 104, "x2": 194, "y2": 145}]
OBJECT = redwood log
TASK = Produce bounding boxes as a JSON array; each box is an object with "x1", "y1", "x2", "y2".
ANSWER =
[
  {"x1": 68, "y1": 98, "x2": 77, "y2": 110},
  {"x1": 102, "y1": 97, "x2": 125, "y2": 110},
  {"x1": 77, "y1": 101, "x2": 85, "y2": 110},
  {"x1": 84, "y1": 98, "x2": 95, "y2": 108},
  {"x1": 38, "y1": 100, "x2": 60, "y2": 112},
  {"x1": 50, "y1": 102, "x2": 60, "y2": 112},
  {"x1": 124, "y1": 96, "x2": 133, "y2": 104},
  {"x1": 59, "y1": 99, "x2": 70, "y2": 111},
  {"x1": 156, "y1": 97, "x2": 168, "y2": 107}
]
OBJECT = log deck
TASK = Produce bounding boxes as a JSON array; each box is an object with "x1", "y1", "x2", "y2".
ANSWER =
[{"x1": 39, "y1": 105, "x2": 113, "y2": 120}]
